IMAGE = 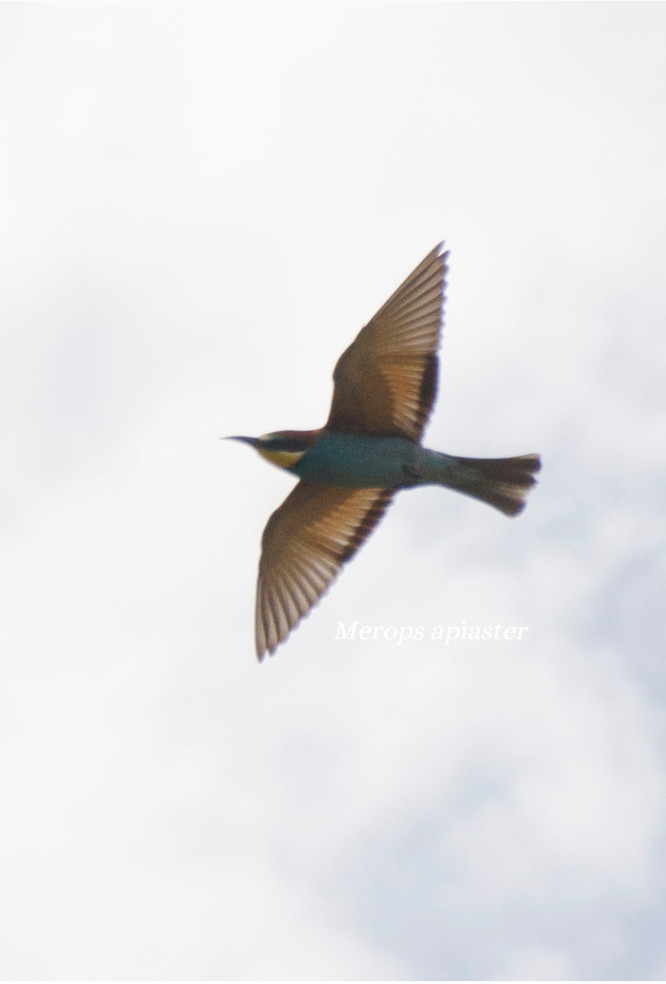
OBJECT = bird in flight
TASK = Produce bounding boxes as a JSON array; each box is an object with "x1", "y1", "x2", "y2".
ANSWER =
[{"x1": 228, "y1": 243, "x2": 540, "y2": 660}]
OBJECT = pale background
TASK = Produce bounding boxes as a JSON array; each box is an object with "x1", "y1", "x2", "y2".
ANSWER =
[{"x1": 2, "y1": 3, "x2": 666, "y2": 980}]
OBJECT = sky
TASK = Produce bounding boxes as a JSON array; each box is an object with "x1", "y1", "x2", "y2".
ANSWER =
[{"x1": 1, "y1": 2, "x2": 666, "y2": 980}]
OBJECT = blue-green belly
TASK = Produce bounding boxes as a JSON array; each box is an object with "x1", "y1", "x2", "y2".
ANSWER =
[{"x1": 292, "y1": 433, "x2": 421, "y2": 488}]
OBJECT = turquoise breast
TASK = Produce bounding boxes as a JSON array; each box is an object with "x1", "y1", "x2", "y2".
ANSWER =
[{"x1": 292, "y1": 432, "x2": 420, "y2": 488}]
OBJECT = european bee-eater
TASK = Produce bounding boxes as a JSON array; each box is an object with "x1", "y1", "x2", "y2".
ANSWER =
[{"x1": 229, "y1": 243, "x2": 540, "y2": 660}]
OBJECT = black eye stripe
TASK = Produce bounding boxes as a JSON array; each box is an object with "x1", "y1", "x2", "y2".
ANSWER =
[{"x1": 264, "y1": 437, "x2": 306, "y2": 452}]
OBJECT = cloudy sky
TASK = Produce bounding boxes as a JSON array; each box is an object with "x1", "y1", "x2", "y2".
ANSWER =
[{"x1": 2, "y1": 3, "x2": 666, "y2": 980}]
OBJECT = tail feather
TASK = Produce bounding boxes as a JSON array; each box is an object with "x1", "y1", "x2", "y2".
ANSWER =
[{"x1": 440, "y1": 453, "x2": 541, "y2": 516}]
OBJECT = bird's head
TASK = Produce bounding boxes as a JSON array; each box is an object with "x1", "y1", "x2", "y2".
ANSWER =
[{"x1": 226, "y1": 429, "x2": 321, "y2": 472}]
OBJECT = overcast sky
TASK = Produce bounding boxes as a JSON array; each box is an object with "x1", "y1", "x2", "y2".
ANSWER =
[{"x1": 2, "y1": 3, "x2": 666, "y2": 980}]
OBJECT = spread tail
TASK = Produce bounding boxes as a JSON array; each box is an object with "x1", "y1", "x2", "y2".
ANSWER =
[{"x1": 426, "y1": 452, "x2": 541, "y2": 516}]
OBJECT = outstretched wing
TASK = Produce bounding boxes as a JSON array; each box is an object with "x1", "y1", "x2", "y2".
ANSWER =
[
  {"x1": 256, "y1": 482, "x2": 394, "y2": 659},
  {"x1": 326, "y1": 243, "x2": 449, "y2": 441}
]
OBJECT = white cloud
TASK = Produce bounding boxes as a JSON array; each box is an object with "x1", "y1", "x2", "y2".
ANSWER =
[{"x1": 2, "y1": 2, "x2": 666, "y2": 979}]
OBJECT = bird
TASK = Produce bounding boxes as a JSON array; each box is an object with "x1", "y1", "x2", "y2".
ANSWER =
[{"x1": 228, "y1": 243, "x2": 541, "y2": 660}]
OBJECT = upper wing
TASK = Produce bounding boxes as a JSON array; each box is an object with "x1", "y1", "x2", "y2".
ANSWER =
[
  {"x1": 326, "y1": 243, "x2": 449, "y2": 441},
  {"x1": 256, "y1": 481, "x2": 394, "y2": 659}
]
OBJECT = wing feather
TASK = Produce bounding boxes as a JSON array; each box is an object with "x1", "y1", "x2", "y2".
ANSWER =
[
  {"x1": 326, "y1": 243, "x2": 449, "y2": 440},
  {"x1": 256, "y1": 482, "x2": 394, "y2": 659}
]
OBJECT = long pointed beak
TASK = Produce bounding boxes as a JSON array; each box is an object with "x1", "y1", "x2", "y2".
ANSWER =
[{"x1": 222, "y1": 435, "x2": 259, "y2": 446}]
